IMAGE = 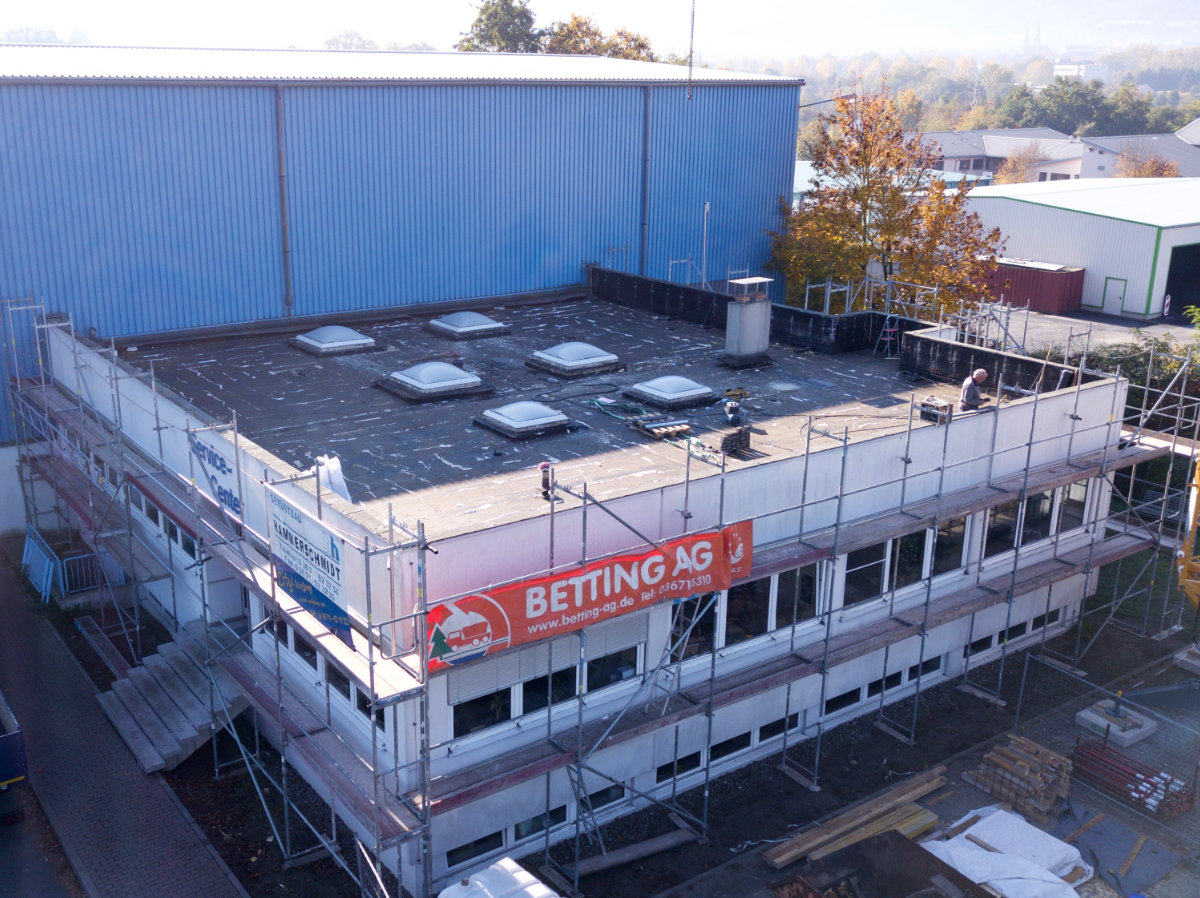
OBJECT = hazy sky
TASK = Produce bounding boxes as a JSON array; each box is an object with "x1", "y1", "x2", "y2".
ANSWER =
[{"x1": 5, "y1": 0, "x2": 1199, "y2": 61}]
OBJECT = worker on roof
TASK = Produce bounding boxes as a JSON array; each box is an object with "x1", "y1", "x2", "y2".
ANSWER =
[{"x1": 960, "y1": 368, "x2": 991, "y2": 412}]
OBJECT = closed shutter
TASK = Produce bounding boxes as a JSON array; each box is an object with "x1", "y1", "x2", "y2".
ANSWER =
[
  {"x1": 584, "y1": 612, "x2": 648, "y2": 660},
  {"x1": 446, "y1": 652, "x2": 522, "y2": 705}
]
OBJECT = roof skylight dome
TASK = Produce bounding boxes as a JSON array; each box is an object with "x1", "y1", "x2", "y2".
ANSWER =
[
  {"x1": 291, "y1": 325, "x2": 376, "y2": 355},
  {"x1": 527, "y1": 341, "x2": 622, "y2": 377},
  {"x1": 477, "y1": 400, "x2": 569, "y2": 438},
  {"x1": 624, "y1": 375, "x2": 714, "y2": 409},
  {"x1": 425, "y1": 311, "x2": 508, "y2": 340},
  {"x1": 382, "y1": 361, "x2": 483, "y2": 400}
]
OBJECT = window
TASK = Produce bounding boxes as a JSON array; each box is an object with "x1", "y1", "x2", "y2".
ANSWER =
[
  {"x1": 586, "y1": 647, "x2": 638, "y2": 690},
  {"x1": 867, "y1": 671, "x2": 902, "y2": 697},
  {"x1": 1032, "y1": 608, "x2": 1061, "y2": 631},
  {"x1": 588, "y1": 784, "x2": 624, "y2": 809},
  {"x1": 453, "y1": 689, "x2": 511, "y2": 738},
  {"x1": 266, "y1": 614, "x2": 289, "y2": 646},
  {"x1": 1022, "y1": 491, "x2": 1056, "y2": 544},
  {"x1": 657, "y1": 751, "x2": 702, "y2": 783},
  {"x1": 522, "y1": 668, "x2": 576, "y2": 713},
  {"x1": 294, "y1": 632, "x2": 318, "y2": 669},
  {"x1": 889, "y1": 531, "x2": 926, "y2": 591},
  {"x1": 1004, "y1": 621, "x2": 1028, "y2": 642},
  {"x1": 759, "y1": 712, "x2": 800, "y2": 741},
  {"x1": 165, "y1": 518, "x2": 179, "y2": 544},
  {"x1": 1039, "y1": 172, "x2": 1049, "y2": 181},
  {"x1": 724, "y1": 578, "x2": 771, "y2": 646},
  {"x1": 127, "y1": 484, "x2": 144, "y2": 513},
  {"x1": 181, "y1": 533, "x2": 197, "y2": 560},
  {"x1": 965, "y1": 634, "x2": 993, "y2": 656},
  {"x1": 356, "y1": 690, "x2": 385, "y2": 731},
  {"x1": 447, "y1": 831, "x2": 504, "y2": 868},
  {"x1": 843, "y1": 543, "x2": 886, "y2": 605},
  {"x1": 984, "y1": 500, "x2": 1021, "y2": 558},
  {"x1": 932, "y1": 517, "x2": 967, "y2": 576},
  {"x1": 777, "y1": 565, "x2": 817, "y2": 625},
  {"x1": 1059, "y1": 481, "x2": 1088, "y2": 532},
  {"x1": 327, "y1": 665, "x2": 351, "y2": 700},
  {"x1": 144, "y1": 502, "x2": 160, "y2": 527},
  {"x1": 908, "y1": 656, "x2": 942, "y2": 680},
  {"x1": 514, "y1": 806, "x2": 566, "y2": 840},
  {"x1": 670, "y1": 595, "x2": 716, "y2": 661},
  {"x1": 824, "y1": 688, "x2": 861, "y2": 715},
  {"x1": 710, "y1": 732, "x2": 751, "y2": 761}
]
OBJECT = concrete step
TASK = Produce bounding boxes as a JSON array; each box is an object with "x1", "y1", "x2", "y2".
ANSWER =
[
  {"x1": 143, "y1": 654, "x2": 210, "y2": 733},
  {"x1": 96, "y1": 691, "x2": 165, "y2": 774},
  {"x1": 159, "y1": 641, "x2": 246, "y2": 719},
  {"x1": 126, "y1": 667, "x2": 205, "y2": 759},
  {"x1": 110, "y1": 678, "x2": 184, "y2": 771}
]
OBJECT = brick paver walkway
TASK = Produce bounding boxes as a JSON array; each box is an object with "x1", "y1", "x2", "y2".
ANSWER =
[{"x1": 0, "y1": 567, "x2": 248, "y2": 898}]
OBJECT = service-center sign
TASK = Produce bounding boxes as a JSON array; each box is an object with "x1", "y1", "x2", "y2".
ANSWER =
[
  {"x1": 428, "y1": 521, "x2": 752, "y2": 673},
  {"x1": 267, "y1": 490, "x2": 353, "y2": 643}
]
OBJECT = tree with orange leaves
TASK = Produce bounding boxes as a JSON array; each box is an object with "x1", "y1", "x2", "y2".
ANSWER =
[{"x1": 771, "y1": 85, "x2": 1004, "y2": 317}]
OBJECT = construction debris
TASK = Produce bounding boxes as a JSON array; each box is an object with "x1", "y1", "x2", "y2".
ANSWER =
[
  {"x1": 962, "y1": 735, "x2": 1072, "y2": 826},
  {"x1": 762, "y1": 765, "x2": 946, "y2": 869},
  {"x1": 1072, "y1": 740, "x2": 1197, "y2": 820}
]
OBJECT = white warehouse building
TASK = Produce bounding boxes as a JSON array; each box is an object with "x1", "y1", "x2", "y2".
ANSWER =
[
  {"x1": 8, "y1": 277, "x2": 1173, "y2": 896},
  {"x1": 967, "y1": 178, "x2": 1200, "y2": 319}
]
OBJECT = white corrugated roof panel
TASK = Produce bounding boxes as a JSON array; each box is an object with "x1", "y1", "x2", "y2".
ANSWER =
[
  {"x1": 0, "y1": 44, "x2": 801, "y2": 86},
  {"x1": 969, "y1": 178, "x2": 1200, "y2": 229}
]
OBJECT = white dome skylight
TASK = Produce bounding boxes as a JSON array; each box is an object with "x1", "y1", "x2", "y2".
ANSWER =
[
  {"x1": 479, "y1": 401, "x2": 569, "y2": 438},
  {"x1": 625, "y1": 375, "x2": 714, "y2": 409},
  {"x1": 527, "y1": 341, "x2": 622, "y2": 378},
  {"x1": 292, "y1": 325, "x2": 376, "y2": 355},
  {"x1": 425, "y1": 311, "x2": 508, "y2": 339}
]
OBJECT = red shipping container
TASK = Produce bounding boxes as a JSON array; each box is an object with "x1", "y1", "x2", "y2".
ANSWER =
[{"x1": 987, "y1": 258, "x2": 1084, "y2": 315}]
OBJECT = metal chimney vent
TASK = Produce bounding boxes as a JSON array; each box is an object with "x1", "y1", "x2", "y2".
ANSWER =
[
  {"x1": 625, "y1": 375, "x2": 714, "y2": 409},
  {"x1": 425, "y1": 311, "x2": 509, "y2": 340},
  {"x1": 527, "y1": 341, "x2": 623, "y2": 378},
  {"x1": 291, "y1": 325, "x2": 376, "y2": 356},
  {"x1": 477, "y1": 401, "x2": 569, "y2": 439},
  {"x1": 381, "y1": 361, "x2": 484, "y2": 401}
]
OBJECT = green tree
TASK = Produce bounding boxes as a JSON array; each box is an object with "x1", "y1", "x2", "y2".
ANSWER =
[
  {"x1": 994, "y1": 84, "x2": 1039, "y2": 128},
  {"x1": 542, "y1": 15, "x2": 655, "y2": 60},
  {"x1": 1096, "y1": 82, "x2": 1151, "y2": 134},
  {"x1": 542, "y1": 14, "x2": 605, "y2": 54},
  {"x1": 324, "y1": 30, "x2": 377, "y2": 50},
  {"x1": 1036, "y1": 76, "x2": 1107, "y2": 134},
  {"x1": 457, "y1": 0, "x2": 542, "y2": 52},
  {"x1": 770, "y1": 85, "x2": 1003, "y2": 316}
]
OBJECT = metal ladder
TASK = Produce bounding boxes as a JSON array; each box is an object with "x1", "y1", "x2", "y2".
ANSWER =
[{"x1": 874, "y1": 314, "x2": 900, "y2": 359}]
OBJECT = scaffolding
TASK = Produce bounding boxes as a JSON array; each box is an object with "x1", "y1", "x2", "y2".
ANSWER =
[{"x1": 6, "y1": 295, "x2": 1197, "y2": 897}]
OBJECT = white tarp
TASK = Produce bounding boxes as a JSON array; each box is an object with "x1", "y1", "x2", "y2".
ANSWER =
[
  {"x1": 437, "y1": 857, "x2": 560, "y2": 898},
  {"x1": 922, "y1": 805, "x2": 1092, "y2": 898}
]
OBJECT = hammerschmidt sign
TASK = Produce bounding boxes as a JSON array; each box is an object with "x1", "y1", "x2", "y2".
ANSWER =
[
  {"x1": 267, "y1": 491, "x2": 353, "y2": 644},
  {"x1": 428, "y1": 522, "x2": 752, "y2": 673}
]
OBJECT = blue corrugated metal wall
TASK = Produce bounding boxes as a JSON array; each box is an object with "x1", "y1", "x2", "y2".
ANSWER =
[
  {"x1": 0, "y1": 76, "x2": 799, "y2": 440},
  {"x1": 0, "y1": 85, "x2": 283, "y2": 334}
]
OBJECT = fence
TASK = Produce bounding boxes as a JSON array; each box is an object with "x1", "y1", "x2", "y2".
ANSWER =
[{"x1": 1012, "y1": 653, "x2": 1200, "y2": 854}]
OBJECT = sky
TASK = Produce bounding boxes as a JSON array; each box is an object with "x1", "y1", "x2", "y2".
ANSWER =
[{"x1": 4, "y1": 0, "x2": 1199, "y2": 62}]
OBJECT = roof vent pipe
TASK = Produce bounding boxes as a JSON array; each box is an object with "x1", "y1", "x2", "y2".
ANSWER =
[{"x1": 724, "y1": 277, "x2": 773, "y2": 366}]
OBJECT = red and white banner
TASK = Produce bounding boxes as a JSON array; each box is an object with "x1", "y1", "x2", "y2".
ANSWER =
[{"x1": 428, "y1": 521, "x2": 752, "y2": 673}]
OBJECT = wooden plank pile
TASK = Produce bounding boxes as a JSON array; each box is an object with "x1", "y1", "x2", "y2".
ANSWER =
[
  {"x1": 763, "y1": 766, "x2": 946, "y2": 869},
  {"x1": 962, "y1": 735, "x2": 1071, "y2": 825}
]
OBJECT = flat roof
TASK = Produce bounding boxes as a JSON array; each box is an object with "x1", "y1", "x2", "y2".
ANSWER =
[
  {"x1": 0, "y1": 44, "x2": 802, "y2": 87},
  {"x1": 120, "y1": 298, "x2": 957, "y2": 541},
  {"x1": 969, "y1": 178, "x2": 1200, "y2": 229}
]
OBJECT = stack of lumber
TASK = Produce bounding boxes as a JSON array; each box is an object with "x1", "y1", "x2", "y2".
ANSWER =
[
  {"x1": 962, "y1": 735, "x2": 1071, "y2": 825},
  {"x1": 763, "y1": 766, "x2": 946, "y2": 869}
]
